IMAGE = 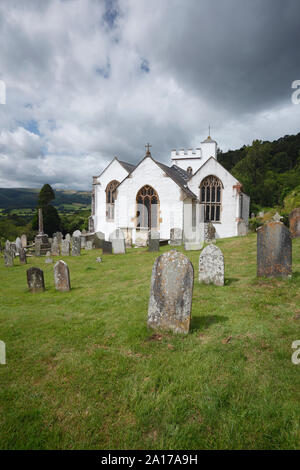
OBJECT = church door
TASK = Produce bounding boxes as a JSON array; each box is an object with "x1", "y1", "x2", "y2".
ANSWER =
[{"x1": 136, "y1": 185, "x2": 159, "y2": 229}]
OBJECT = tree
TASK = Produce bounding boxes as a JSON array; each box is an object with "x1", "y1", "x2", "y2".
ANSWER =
[
  {"x1": 32, "y1": 184, "x2": 61, "y2": 235},
  {"x1": 38, "y1": 184, "x2": 55, "y2": 207}
]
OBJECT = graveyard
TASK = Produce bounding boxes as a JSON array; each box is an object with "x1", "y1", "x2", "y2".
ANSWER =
[{"x1": 1, "y1": 232, "x2": 300, "y2": 450}]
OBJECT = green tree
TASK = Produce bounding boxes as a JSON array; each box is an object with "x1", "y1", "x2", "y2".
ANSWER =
[
  {"x1": 32, "y1": 184, "x2": 61, "y2": 235},
  {"x1": 38, "y1": 184, "x2": 55, "y2": 207}
]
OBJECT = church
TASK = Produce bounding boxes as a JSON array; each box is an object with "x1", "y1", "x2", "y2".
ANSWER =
[{"x1": 89, "y1": 134, "x2": 250, "y2": 245}]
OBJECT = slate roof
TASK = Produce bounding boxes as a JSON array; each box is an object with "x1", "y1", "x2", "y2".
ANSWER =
[
  {"x1": 155, "y1": 161, "x2": 197, "y2": 199},
  {"x1": 118, "y1": 160, "x2": 136, "y2": 173}
]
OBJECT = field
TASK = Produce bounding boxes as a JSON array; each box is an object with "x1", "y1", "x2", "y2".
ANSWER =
[{"x1": 0, "y1": 234, "x2": 300, "y2": 450}]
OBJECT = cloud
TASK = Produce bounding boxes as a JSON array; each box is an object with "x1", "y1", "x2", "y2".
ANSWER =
[{"x1": 0, "y1": 0, "x2": 299, "y2": 189}]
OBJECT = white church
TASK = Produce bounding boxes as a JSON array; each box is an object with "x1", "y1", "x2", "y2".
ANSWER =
[{"x1": 89, "y1": 134, "x2": 250, "y2": 244}]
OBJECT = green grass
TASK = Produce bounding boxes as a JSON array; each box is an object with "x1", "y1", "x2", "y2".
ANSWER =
[{"x1": 0, "y1": 234, "x2": 300, "y2": 449}]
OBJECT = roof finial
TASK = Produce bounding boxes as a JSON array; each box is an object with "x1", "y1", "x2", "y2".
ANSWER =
[
  {"x1": 145, "y1": 142, "x2": 152, "y2": 156},
  {"x1": 208, "y1": 124, "x2": 211, "y2": 138}
]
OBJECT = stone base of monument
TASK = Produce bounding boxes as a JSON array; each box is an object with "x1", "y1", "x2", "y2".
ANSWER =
[{"x1": 35, "y1": 235, "x2": 51, "y2": 256}]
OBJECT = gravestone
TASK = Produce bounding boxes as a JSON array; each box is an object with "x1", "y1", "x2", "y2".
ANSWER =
[
  {"x1": 148, "y1": 250, "x2": 193, "y2": 334},
  {"x1": 54, "y1": 260, "x2": 71, "y2": 292},
  {"x1": 4, "y1": 249, "x2": 14, "y2": 267},
  {"x1": 19, "y1": 248, "x2": 27, "y2": 265},
  {"x1": 71, "y1": 236, "x2": 81, "y2": 256},
  {"x1": 120, "y1": 227, "x2": 133, "y2": 248},
  {"x1": 170, "y1": 228, "x2": 182, "y2": 246},
  {"x1": 148, "y1": 230, "x2": 160, "y2": 252},
  {"x1": 16, "y1": 237, "x2": 22, "y2": 252},
  {"x1": 82, "y1": 229, "x2": 87, "y2": 235},
  {"x1": 80, "y1": 235, "x2": 87, "y2": 249},
  {"x1": 109, "y1": 229, "x2": 126, "y2": 254},
  {"x1": 65, "y1": 233, "x2": 71, "y2": 243},
  {"x1": 51, "y1": 237, "x2": 60, "y2": 256},
  {"x1": 5, "y1": 240, "x2": 10, "y2": 251},
  {"x1": 198, "y1": 244, "x2": 224, "y2": 286},
  {"x1": 204, "y1": 222, "x2": 216, "y2": 242},
  {"x1": 27, "y1": 267, "x2": 45, "y2": 293},
  {"x1": 135, "y1": 229, "x2": 148, "y2": 247},
  {"x1": 21, "y1": 234, "x2": 27, "y2": 248},
  {"x1": 35, "y1": 238, "x2": 42, "y2": 257},
  {"x1": 184, "y1": 224, "x2": 205, "y2": 251},
  {"x1": 257, "y1": 220, "x2": 292, "y2": 279},
  {"x1": 237, "y1": 220, "x2": 247, "y2": 236},
  {"x1": 93, "y1": 231, "x2": 105, "y2": 249},
  {"x1": 102, "y1": 241, "x2": 112, "y2": 254},
  {"x1": 85, "y1": 241, "x2": 93, "y2": 250},
  {"x1": 289, "y1": 208, "x2": 300, "y2": 239},
  {"x1": 56, "y1": 232, "x2": 63, "y2": 245},
  {"x1": 61, "y1": 239, "x2": 70, "y2": 256},
  {"x1": 88, "y1": 216, "x2": 95, "y2": 233},
  {"x1": 72, "y1": 230, "x2": 81, "y2": 238},
  {"x1": 10, "y1": 243, "x2": 17, "y2": 257}
]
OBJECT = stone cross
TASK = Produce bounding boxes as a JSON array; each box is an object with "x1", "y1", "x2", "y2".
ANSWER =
[
  {"x1": 148, "y1": 250, "x2": 194, "y2": 334},
  {"x1": 27, "y1": 267, "x2": 45, "y2": 293},
  {"x1": 54, "y1": 260, "x2": 71, "y2": 292}
]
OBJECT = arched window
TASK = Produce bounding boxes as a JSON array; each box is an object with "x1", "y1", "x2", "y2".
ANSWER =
[
  {"x1": 187, "y1": 166, "x2": 193, "y2": 176},
  {"x1": 200, "y1": 175, "x2": 223, "y2": 222},
  {"x1": 136, "y1": 185, "x2": 159, "y2": 229},
  {"x1": 106, "y1": 180, "x2": 119, "y2": 221}
]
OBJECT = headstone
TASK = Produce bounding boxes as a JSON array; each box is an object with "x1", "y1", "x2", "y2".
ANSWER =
[
  {"x1": 257, "y1": 221, "x2": 292, "y2": 279},
  {"x1": 65, "y1": 233, "x2": 71, "y2": 242},
  {"x1": 35, "y1": 237, "x2": 42, "y2": 257},
  {"x1": 72, "y1": 230, "x2": 81, "y2": 238},
  {"x1": 109, "y1": 229, "x2": 126, "y2": 254},
  {"x1": 93, "y1": 231, "x2": 105, "y2": 249},
  {"x1": 19, "y1": 248, "x2": 27, "y2": 265},
  {"x1": 16, "y1": 237, "x2": 22, "y2": 252},
  {"x1": 54, "y1": 260, "x2": 71, "y2": 292},
  {"x1": 148, "y1": 230, "x2": 160, "y2": 252},
  {"x1": 204, "y1": 222, "x2": 216, "y2": 242},
  {"x1": 85, "y1": 241, "x2": 93, "y2": 250},
  {"x1": 135, "y1": 229, "x2": 148, "y2": 247},
  {"x1": 71, "y1": 236, "x2": 81, "y2": 256},
  {"x1": 80, "y1": 235, "x2": 87, "y2": 249},
  {"x1": 198, "y1": 244, "x2": 224, "y2": 286},
  {"x1": 5, "y1": 240, "x2": 10, "y2": 251},
  {"x1": 45, "y1": 251, "x2": 53, "y2": 263},
  {"x1": 120, "y1": 227, "x2": 133, "y2": 248},
  {"x1": 56, "y1": 232, "x2": 63, "y2": 244},
  {"x1": 10, "y1": 243, "x2": 17, "y2": 257},
  {"x1": 27, "y1": 267, "x2": 45, "y2": 293},
  {"x1": 148, "y1": 250, "x2": 193, "y2": 334},
  {"x1": 184, "y1": 224, "x2": 205, "y2": 251},
  {"x1": 237, "y1": 220, "x2": 247, "y2": 236},
  {"x1": 21, "y1": 234, "x2": 27, "y2": 248},
  {"x1": 170, "y1": 228, "x2": 182, "y2": 246},
  {"x1": 4, "y1": 249, "x2": 14, "y2": 267},
  {"x1": 102, "y1": 241, "x2": 112, "y2": 254},
  {"x1": 61, "y1": 239, "x2": 70, "y2": 256},
  {"x1": 51, "y1": 237, "x2": 60, "y2": 256},
  {"x1": 289, "y1": 208, "x2": 300, "y2": 239}
]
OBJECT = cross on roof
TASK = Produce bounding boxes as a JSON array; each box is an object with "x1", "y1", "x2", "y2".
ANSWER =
[{"x1": 145, "y1": 143, "x2": 152, "y2": 153}]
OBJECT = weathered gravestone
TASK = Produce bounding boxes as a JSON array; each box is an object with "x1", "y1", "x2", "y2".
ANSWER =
[
  {"x1": 10, "y1": 243, "x2": 17, "y2": 257},
  {"x1": 109, "y1": 229, "x2": 126, "y2": 254},
  {"x1": 35, "y1": 238, "x2": 42, "y2": 257},
  {"x1": 135, "y1": 229, "x2": 148, "y2": 247},
  {"x1": 257, "y1": 220, "x2": 292, "y2": 279},
  {"x1": 237, "y1": 220, "x2": 247, "y2": 237},
  {"x1": 4, "y1": 249, "x2": 14, "y2": 267},
  {"x1": 204, "y1": 222, "x2": 216, "y2": 242},
  {"x1": 71, "y1": 236, "x2": 81, "y2": 256},
  {"x1": 54, "y1": 260, "x2": 71, "y2": 292},
  {"x1": 19, "y1": 248, "x2": 27, "y2": 265},
  {"x1": 80, "y1": 235, "x2": 87, "y2": 249},
  {"x1": 21, "y1": 234, "x2": 27, "y2": 248},
  {"x1": 93, "y1": 231, "x2": 105, "y2": 249},
  {"x1": 289, "y1": 208, "x2": 300, "y2": 239},
  {"x1": 148, "y1": 230, "x2": 160, "y2": 252},
  {"x1": 102, "y1": 241, "x2": 112, "y2": 254},
  {"x1": 65, "y1": 233, "x2": 71, "y2": 243},
  {"x1": 27, "y1": 267, "x2": 45, "y2": 293},
  {"x1": 61, "y1": 239, "x2": 70, "y2": 256},
  {"x1": 148, "y1": 250, "x2": 194, "y2": 334},
  {"x1": 170, "y1": 228, "x2": 182, "y2": 246},
  {"x1": 16, "y1": 237, "x2": 22, "y2": 252},
  {"x1": 51, "y1": 237, "x2": 60, "y2": 256},
  {"x1": 184, "y1": 224, "x2": 205, "y2": 251},
  {"x1": 5, "y1": 240, "x2": 10, "y2": 251},
  {"x1": 198, "y1": 244, "x2": 224, "y2": 286},
  {"x1": 72, "y1": 230, "x2": 81, "y2": 238},
  {"x1": 85, "y1": 240, "x2": 93, "y2": 250}
]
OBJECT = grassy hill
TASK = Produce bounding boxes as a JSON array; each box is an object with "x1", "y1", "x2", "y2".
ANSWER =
[{"x1": 1, "y1": 235, "x2": 300, "y2": 449}]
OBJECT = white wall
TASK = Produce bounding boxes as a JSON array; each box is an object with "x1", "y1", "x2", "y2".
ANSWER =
[{"x1": 188, "y1": 158, "x2": 241, "y2": 238}]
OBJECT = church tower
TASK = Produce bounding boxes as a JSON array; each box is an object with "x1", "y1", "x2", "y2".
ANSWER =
[{"x1": 171, "y1": 134, "x2": 217, "y2": 175}]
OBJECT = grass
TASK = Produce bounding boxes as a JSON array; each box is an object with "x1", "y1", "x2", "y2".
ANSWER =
[{"x1": 0, "y1": 233, "x2": 300, "y2": 450}]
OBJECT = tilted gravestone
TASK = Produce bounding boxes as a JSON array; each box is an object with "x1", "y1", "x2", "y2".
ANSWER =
[
  {"x1": 148, "y1": 250, "x2": 194, "y2": 334},
  {"x1": 257, "y1": 221, "x2": 292, "y2": 279},
  {"x1": 54, "y1": 260, "x2": 71, "y2": 292},
  {"x1": 19, "y1": 248, "x2": 27, "y2": 265},
  {"x1": 237, "y1": 220, "x2": 247, "y2": 237},
  {"x1": 102, "y1": 241, "x2": 112, "y2": 254},
  {"x1": 21, "y1": 234, "x2": 27, "y2": 248},
  {"x1": 4, "y1": 249, "x2": 14, "y2": 267},
  {"x1": 61, "y1": 239, "x2": 70, "y2": 256},
  {"x1": 109, "y1": 229, "x2": 126, "y2": 254},
  {"x1": 289, "y1": 208, "x2": 300, "y2": 239},
  {"x1": 71, "y1": 236, "x2": 81, "y2": 256},
  {"x1": 27, "y1": 267, "x2": 45, "y2": 293},
  {"x1": 51, "y1": 237, "x2": 60, "y2": 256},
  {"x1": 198, "y1": 244, "x2": 224, "y2": 286},
  {"x1": 170, "y1": 228, "x2": 182, "y2": 246},
  {"x1": 148, "y1": 230, "x2": 160, "y2": 252}
]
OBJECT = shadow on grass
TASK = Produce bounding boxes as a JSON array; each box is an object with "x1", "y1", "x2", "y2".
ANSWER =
[
  {"x1": 224, "y1": 277, "x2": 239, "y2": 285},
  {"x1": 191, "y1": 314, "x2": 228, "y2": 331},
  {"x1": 292, "y1": 271, "x2": 300, "y2": 280}
]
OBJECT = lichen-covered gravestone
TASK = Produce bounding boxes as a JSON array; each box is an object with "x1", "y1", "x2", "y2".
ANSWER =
[
  {"x1": 72, "y1": 230, "x2": 81, "y2": 238},
  {"x1": 198, "y1": 244, "x2": 224, "y2": 286},
  {"x1": 93, "y1": 231, "x2": 105, "y2": 249},
  {"x1": 21, "y1": 234, "x2": 27, "y2": 248},
  {"x1": 19, "y1": 248, "x2": 27, "y2": 265},
  {"x1": 65, "y1": 233, "x2": 71, "y2": 243},
  {"x1": 109, "y1": 229, "x2": 126, "y2": 254},
  {"x1": 5, "y1": 240, "x2": 11, "y2": 251},
  {"x1": 148, "y1": 250, "x2": 194, "y2": 334},
  {"x1": 27, "y1": 267, "x2": 45, "y2": 293},
  {"x1": 289, "y1": 208, "x2": 300, "y2": 239},
  {"x1": 54, "y1": 260, "x2": 71, "y2": 292},
  {"x1": 102, "y1": 240, "x2": 112, "y2": 254},
  {"x1": 71, "y1": 236, "x2": 81, "y2": 256},
  {"x1": 4, "y1": 249, "x2": 14, "y2": 267},
  {"x1": 237, "y1": 220, "x2": 247, "y2": 236},
  {"x1": 51, "y1": 237, "x2": 60, "y2": 256},
  {"x1": 170, "y1": 228, "x2": 182, "y2": 246},
  {"x1": 16, "y1": 237, "x2": 22, "y2": 252},
  {"x1": 35, "y1": 238, "x2": 41, "y2": 257},
  {"x1": 61, "y1": 239, "x2": 70, "y2": 256},
  {"x1": 148, "y1": 230, "x2": 160, "y2": 252},
  {"x1": 257, "y1": 220, "x2": 292, "y2": 279},
  {"x1": 204, "y1": 222, "x2": 216, "y2": 242}
]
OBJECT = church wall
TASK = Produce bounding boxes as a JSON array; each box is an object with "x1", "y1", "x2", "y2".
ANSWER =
[
  {"x1": 115, "y1": 157, "x2": 184, "y2": 242},
  {"x1": 188, "y1": 158, "x2": 242, "y2": 238}
]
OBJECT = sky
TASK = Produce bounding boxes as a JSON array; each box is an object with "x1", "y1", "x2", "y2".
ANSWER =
[{"x1": 0, "y1": 0, "x2": 300, "y2": 189}]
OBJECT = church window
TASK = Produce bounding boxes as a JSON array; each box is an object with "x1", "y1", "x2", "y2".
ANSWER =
[
  {"x1": 200, "y1": 175, "x2": 223, "y2": 222},
  {"x1": 136, "y1": 185, "x2": 159, "y2": 229},
  {"x1": 106, "y1": 180, "x2": 119, "y2": 221}
]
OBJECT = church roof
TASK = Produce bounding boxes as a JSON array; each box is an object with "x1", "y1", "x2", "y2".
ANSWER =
[
  {"x1": 155, "y1": 161, "x2": 197, "y2": 199},
  {"x1": 118, "y1": 160, "x2": 136, "y2": 173}
]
